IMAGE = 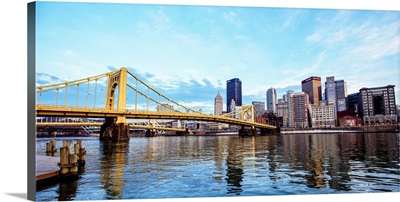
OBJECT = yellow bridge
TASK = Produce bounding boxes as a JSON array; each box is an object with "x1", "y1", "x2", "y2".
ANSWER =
[{"x1": 36, "y1": 67, "x2": 277, "y2": 141}]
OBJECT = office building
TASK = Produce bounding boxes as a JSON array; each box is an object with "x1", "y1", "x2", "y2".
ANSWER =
[
  {"x1": 302, "y1": 76, "x2": 322, "y2": 106},
  {"x1": 325, "y1": 76, "x2": 348, "y2": 114},
  {"x1": 347, "y1": 92, "x2": 360, "y2": 115},
  {"x1": 266, "y1": 87, "x2": 277, "y2": 113},
  {"x1": 310, "y1": 100, "x2": 335, "y2": 128},
  {"x1": 252, "y1": 101, "x2": 266, "y2": 117},
  {"x1": 214, "y1": 92, "x2": 223, "y2": 115},
  {"x1": 226, "y1": 78, "x2": 242, "y2": 113},
  {"x1": 157, "y1": 103, "x2": 174, "y2": 112},
  {"x1": 276, "y1": 99, "x2": 288, "y2": 127},
  {"x1": 359, "y1": 85, "x2": 397, "y2": 125},
  {"x1": 287, "y1": 91, "x2": 310, "y2": 128}
]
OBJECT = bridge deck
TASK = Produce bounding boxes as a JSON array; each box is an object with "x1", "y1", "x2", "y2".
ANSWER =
[{"x1": 36, "y1": 155, "x2": 59, "y2": 181}]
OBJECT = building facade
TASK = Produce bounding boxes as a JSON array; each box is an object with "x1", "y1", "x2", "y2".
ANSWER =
[
  {"x1": 359, "y1": 85, "x2": 397, "y2": 125},
  {"x1": 276, "y1": 98, "x2": 288, "y2": 127},
  {"x1": 252, "y1": 101, "x2": 266, "y2": 117},
  {"x1": 301, "y1": 76, "x2": 322, "y2": 107},
  {"x1": 226, "y1": 78, "x2": 242, "y2": 113},
  {"x1": 288, "y1": 92, "x2": 310, "y2": 128},
  {"x1": 325, "y1": 76, "x2": 348, "y2": 114},
  {"x1": 214, "y1": 91, "x2": 223, "y2": 115},
  {"x1": 157, "y1": 103, "x2": 174, "y2": 112},
  {"x1": 266, "y1": 87, "x2": 277, "y2": 113},
  {"x1": 310, "y1": 100, "x2": 335, "y2": 128},
  {"x1": 347, "y1": 92, "x2": 360, "y2": 115}
]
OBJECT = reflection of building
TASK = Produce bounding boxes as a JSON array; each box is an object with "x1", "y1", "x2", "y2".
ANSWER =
[
  {"x1": 252, "y1": 101, "x2": 265, "y2": 117},
  {"x1": 310, "y1": 100, "x2": 335, "y2": 128},
  {"x1": 302, "y1": 76, "x2": 322, "y2": 107},
  {"x1": 266, "y1": 87, "x2": 277, "y2": 113},
  {"x1": 214, "y1": 92, "x2": 223, "y2": 115},
  {"x1": 287, "y1": 91, "x2": 310, "y2": 128},
  {"x1": 227, "y1": 78, "x2": 242, "y2": 113},
  {"x1": 359, "y1": 85, "x2": 397, "y2": 125}
]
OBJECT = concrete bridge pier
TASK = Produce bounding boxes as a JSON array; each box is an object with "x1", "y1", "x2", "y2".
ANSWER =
[
  {"x1": 145, "y1": 129, "x2": 155, "y2": 137},
  {"x1": 239, "y1": 126, "x2": 257, "y2": 137},
  {"x1": 100, "y1": 117, "x2": 130, "y2": 142},
  {"x1": 176, "y1": 128, "x2": 189, "y2": 136}
]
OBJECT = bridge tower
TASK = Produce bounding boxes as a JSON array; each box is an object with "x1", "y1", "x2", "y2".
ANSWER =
[{"x1": 100, "y1": 67, "x2": 130, "y2": 142}]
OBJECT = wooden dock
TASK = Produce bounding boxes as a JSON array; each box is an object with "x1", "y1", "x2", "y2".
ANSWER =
[{"x1": 36, "y1": 155, "x2": 60, "y2": 181}]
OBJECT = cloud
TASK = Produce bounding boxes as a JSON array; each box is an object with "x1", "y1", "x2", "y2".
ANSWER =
[
  {"x1": 222, "y1": 11, "x2": 244, "y2": 28},
  {"x1": 63, "y1": 50, "x2": 74, "y2": 56},
  {"x1": 36, "y1": 73, "x2": 63, "y2": 86}
]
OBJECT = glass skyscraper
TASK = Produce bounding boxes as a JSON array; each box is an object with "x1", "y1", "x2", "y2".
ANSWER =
[{"x1": 226, "y1": 78, "x2": 242, "y2": 113}]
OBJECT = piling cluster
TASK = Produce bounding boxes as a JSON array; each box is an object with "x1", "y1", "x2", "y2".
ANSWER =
[
  {"x1": 45, "y1": 139, "x2": 57, "y2": 156},
  {"x1": 56, "y1": 140, "x2": 86, "y2": 180}
]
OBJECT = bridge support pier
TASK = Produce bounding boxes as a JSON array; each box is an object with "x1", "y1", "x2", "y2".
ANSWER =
[
  {"x1": 100, "y1": 118, "x2": 130, "y2": 142},
  {"x1": 239, "y1": 126, "x2": 257, "y2": 137},
  {"x1": 259, "y1": 127, "x2": 280, "y2": 136},
  {"x1": 145, "y1": 129, "x2": 155, "y2": 137}
]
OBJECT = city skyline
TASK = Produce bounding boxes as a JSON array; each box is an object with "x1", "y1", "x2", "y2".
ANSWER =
[{"x1": 35, "y1": 1, "x2": 399, "y2": 114}]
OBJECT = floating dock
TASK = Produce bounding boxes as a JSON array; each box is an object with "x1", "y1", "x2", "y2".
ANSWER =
[{"x1": 36, "y1": 155, "x2": 59, "y2": 181}]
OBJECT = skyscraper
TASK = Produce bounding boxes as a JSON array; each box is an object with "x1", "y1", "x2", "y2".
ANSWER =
[
  {"x1": 226, "y1": 78, "x2": 242, "y2": 113},
  {"x1": 252, "y1": 101, "x2": 265, "y2": 117},
  {"x1": 287, "y1": 91, "x2": 310, "y2": 128},
  {"x1": 301, "y1": 76, "x2": 322, "y2": 107},
  {"x1": 325, "y1": 76, "x2": 348, "y2": 115},
  {"x1": 214, "y1": 91, "x2": 223, "y2": 115},
  {"x1": 266, "y1": 87, "x2": 277, "y2": 113}
]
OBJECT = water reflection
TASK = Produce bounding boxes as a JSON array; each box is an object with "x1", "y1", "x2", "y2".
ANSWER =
[
  {"x1": 35, "y1": 133, "x2": 399, "y2": 200},
  {"x1": 100, "y1": 142, "x2": 129, "y2": 200},
  {"x1": 225, "y1": 138, "x2": 244, "y2": 195}
]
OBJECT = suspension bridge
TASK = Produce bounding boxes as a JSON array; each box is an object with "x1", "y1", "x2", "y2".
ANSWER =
[{"x1": 36, "y1": 67, "x2": 277, "y2": 141}]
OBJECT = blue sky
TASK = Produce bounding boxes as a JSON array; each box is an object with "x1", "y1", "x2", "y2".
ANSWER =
[{"x1": 35, "y1": 1, "x2": 399, "y2": 114}]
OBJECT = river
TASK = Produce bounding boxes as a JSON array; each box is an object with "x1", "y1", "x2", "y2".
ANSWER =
[{"x1": 35, "y1": 132, "x2": 400, "y2": 201}]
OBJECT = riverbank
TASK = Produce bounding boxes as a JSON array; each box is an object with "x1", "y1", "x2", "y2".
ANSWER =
[{"x1": 280, "y1": 124, "x2": 399, "y2": 134}]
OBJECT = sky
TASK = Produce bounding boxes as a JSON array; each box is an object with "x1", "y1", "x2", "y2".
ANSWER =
[{"x1": 35, "y1": 1, "x2": 400, "y2": 114}]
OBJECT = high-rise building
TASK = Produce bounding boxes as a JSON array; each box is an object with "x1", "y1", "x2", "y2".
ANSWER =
[
  {"x1": 214, "y1": 92, "x2": 223, "y2": 115},
  {"x1": 226, "y1": 78, "x2": 242, "y2": 113},
  {"x1": 266, "y1": 87, "x2": 277, "y2": 113},
  {"x1": 359, "y1": 85, "x2": 397, "y2": 125},
  {"x1": 301, "y1": 76, "x2": 322, "y2": 107},
  {"x1": 252, "y1": 101, "x2": 265, "y2": 117},
  {"x1": 325, "y1": 76, "x2": 348, "y2": 114},
  {"x1": 335, "y1": 80, "x2": 348, "y2": 112},
  {"x1": 287, "y1": 91, "x2": 310, "y2": 128},
  {"x1": 347, "y1": 92, "x2": 360, "y2": 115},
  {"x1": 276, "y1": 99, "x2": 288, "y2": 127}
]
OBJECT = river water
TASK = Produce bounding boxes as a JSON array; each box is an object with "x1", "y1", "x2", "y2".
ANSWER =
[{"x1": 35, "y1": 132, "x2": 400, "y2": 201}]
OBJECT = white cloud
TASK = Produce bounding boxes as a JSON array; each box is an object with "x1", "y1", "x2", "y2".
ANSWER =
[
  {"x1": 222, "y1": 11, "x2": 244, "y2": 28},
  {"x1": 63, "y1": 50, "x2": 74, "y2": 56}
]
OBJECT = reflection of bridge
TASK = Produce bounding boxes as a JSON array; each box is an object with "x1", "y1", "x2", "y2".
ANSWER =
[{"x1": 36, "y1": 67, "x2": 277, "y2": 141}]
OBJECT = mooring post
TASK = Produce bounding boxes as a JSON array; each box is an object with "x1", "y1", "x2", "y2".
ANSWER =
[
  {"x1": 59, "y1": 147, "x2": 70, "y2": 176},
  {"x1": 75, "y1": 140, "x2": 86, "y2": 166},
  {"x1": 45, "y1": 139, "x2": 57, "y2": 156},
  {"x1": 63, "y1": 140, "x2": 72, "y2": 154},
  {"x1": 69, "y1": 153, "x2": 78, "y2": 176}
]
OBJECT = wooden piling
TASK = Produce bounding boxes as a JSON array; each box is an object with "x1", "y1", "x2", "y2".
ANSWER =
[
  {"x1": 45, "y1": 139, "x2": 57, "y2": 156},
  {"x1": 59, "y1": 147, "x2": 70, "y2": 176},
  {"x1": 69, "y1": 154, "x2": 78, "y2": 175},
  {"x1": 76, "y1": 139, "x2": 86, "y2": 166}
]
